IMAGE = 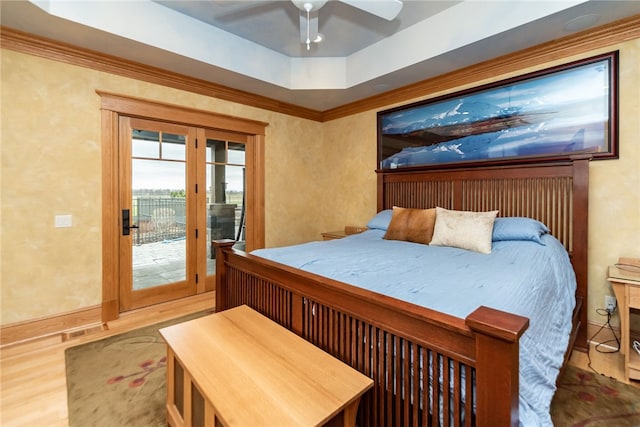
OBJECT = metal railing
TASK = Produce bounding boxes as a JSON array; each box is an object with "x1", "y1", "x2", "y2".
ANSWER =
[
  {"x1": 132, "y1": 198, "x2": 186, "y2": 245},
  {"x1": 131, "y1": 197, "x2": 244, "y2": 246}
]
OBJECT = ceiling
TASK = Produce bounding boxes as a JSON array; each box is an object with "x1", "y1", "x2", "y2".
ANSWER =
[{"x1": 1, "y1": 1, "x2": 638, "y2": 112}]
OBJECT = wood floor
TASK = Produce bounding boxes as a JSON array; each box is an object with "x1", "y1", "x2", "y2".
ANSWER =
[
  {"x1": 0, "y1": 293, "x2": 214, "y2": 427},
  {"x1": 0, "y1": 295, "x2": 637, "y2": 427}
]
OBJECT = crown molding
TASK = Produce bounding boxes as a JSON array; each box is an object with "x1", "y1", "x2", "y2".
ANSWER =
[
  {"x1": 322, "y1": 14, "x2": 640, "y2": 121},
  {"x1": 2, "y1": 14, "x2": 639, "y2": 123}
]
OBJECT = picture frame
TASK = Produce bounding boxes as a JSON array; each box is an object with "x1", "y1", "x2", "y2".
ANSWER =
[{"x1": 377, "y1": 51, "x2": 618, "y2": 170}]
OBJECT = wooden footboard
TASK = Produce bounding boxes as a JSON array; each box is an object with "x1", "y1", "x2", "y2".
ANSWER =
[
  {"x1": 214, "y1": 241, "x2": 529, "y2": 427},
  {"x1": 213, "y1": 157, "x2": 589, "y2": 426}
]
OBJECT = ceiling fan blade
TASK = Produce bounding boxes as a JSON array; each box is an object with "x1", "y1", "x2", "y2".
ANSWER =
[{"x1": 339, "y1": 0, "x2": 403, "y2": 21}]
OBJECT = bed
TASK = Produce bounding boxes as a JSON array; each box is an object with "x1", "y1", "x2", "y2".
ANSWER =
[{"x1": 213, "y1": 156, "x2": 590, "y2": 427}]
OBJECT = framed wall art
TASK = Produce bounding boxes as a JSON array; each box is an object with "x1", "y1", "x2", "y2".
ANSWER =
[{"x1": 377, "y1": 51, "x2": 618, "y2": 169}]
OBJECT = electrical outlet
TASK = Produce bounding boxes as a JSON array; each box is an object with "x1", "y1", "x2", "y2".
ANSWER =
[{"x1": 605, "y1": 295, "x2": 616, "y2": 313}]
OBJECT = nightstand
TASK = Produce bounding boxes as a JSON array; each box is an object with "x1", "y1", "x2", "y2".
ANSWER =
[
  {"x1": 321, "y1": 226, "x2": 368, "y2": 240},
  {"x1": 608, "y1": 264, "x2": 640, "y2": 381},
  {"x1": 321, "y1": 230, "x2": 347, "y2": 240}
]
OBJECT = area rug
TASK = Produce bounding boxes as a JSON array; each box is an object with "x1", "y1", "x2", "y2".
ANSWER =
[
  {"x1": 67, "y1": 317, "x2": 639, "y2": 427},
  {"x1": 551, "y1": 364, "x2": 640, "y2": 426},
  {"x1": 65, "y1": 311, "x2": 209, "y2": 427}
]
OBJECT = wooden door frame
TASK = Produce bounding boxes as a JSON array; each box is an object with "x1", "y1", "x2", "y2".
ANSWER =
[{"x1": 100, "y1": 92, "x2": 267, "y2": 322}]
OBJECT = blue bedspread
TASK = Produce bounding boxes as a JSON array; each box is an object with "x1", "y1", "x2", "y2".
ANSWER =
[{"x1": 252, "y1": 229, "x2": 576, "y2": 426}]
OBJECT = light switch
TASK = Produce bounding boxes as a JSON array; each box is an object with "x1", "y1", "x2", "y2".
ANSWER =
[{"x1": 55, "y1": 214, "x2": 73, "y2": 228}]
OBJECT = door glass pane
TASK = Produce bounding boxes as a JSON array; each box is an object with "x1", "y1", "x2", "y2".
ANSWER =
[
  {"x1": 206, "y1": 139, "x2": 226, "y2": 163},
  {"x1": 162, "y1": 133, "x2": 186, "y2": 161},
  {"x1": 131, "y1": 130, "x2": 187, "y2": 290},
  {"x1": 205, "y1": 138, "x2": 245, "y2": 274},
  {"x1": 131, "y1": 130, "x2": 159, "y2": 158},
  {"x1": 228, "y1": 142, "x2": 245, "y2": 165}
]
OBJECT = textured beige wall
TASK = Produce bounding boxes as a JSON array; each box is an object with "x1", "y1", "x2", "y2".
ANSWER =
[
  {"x1": 318, "y1": 111, "x2": 379, "y2": 231},
  {"x1": 0, "y1": 49, "x2": 322, "y2": 324},
  {"x1": 1, "y1": 37, "x2": 638, "y2": 328},
  {"x1": 1, "y1": 51, "x2": 104, "y2": 324},
  {"x1": 263, "y1": 113, "x2": 325, "y2": 246},
  {"x1": 589, "y1": 40, "x2": 640, "y2": 329}
]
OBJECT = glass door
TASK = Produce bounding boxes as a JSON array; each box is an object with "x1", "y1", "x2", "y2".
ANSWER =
[
  {"x1": 119, "y1": 117, "x2": 198, "y2": 311},
  {"x1": 203, "y1": 130, "x2": 247, "y2": 282},
  {"x1": 100, "y1": 93, "x2": 266, "y2": 322}
]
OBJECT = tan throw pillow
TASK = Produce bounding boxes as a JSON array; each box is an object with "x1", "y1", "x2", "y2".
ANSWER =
[
  {"x1": 383, "y1": 207, "x2": 437, "y2": 244},
  {"x1": 429, "y1": 207, "x2": 499, "y2": 254}
]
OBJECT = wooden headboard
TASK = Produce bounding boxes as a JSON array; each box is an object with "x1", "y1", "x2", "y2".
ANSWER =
[{"x1": 376, "y1": 155, "x2": 590, "y2": 351}]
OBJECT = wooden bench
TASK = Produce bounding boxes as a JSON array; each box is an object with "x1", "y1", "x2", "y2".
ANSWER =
[{"x1": 160, "y1": 305, "x2": 373, "y2": 427}]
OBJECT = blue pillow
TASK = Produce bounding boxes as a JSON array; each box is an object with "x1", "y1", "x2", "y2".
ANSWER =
[
  {"x1": 492, "y1": 217, "x2": 549, "y2": 245},
  {"x1": 366, "y1": 209, "x2": 393, "y2": 231}
]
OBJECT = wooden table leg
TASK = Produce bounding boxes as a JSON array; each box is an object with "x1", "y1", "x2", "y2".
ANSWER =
[
  {"x1": 204, "y1": 401, "x2": 215, "y2": 426},
  {"x1": 165, "y1": 348, "x2": 180, "y2": 427},
  {"x1": 342, "y1": 398, "x2": 362, "y2": 427}
]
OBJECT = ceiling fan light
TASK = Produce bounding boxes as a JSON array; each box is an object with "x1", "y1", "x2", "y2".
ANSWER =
[{"x1": 291, "y1": 0, "x2": 328, "y2": 12}]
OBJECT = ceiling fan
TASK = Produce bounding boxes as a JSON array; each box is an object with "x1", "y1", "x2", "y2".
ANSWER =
[{"x1": 291, "y1": 0, "x2": 404, "y2": 50}]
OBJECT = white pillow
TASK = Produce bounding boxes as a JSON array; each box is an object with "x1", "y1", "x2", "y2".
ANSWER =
[{"x1": 429, "y1": 207, "x2": 499, "y2": 254}]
